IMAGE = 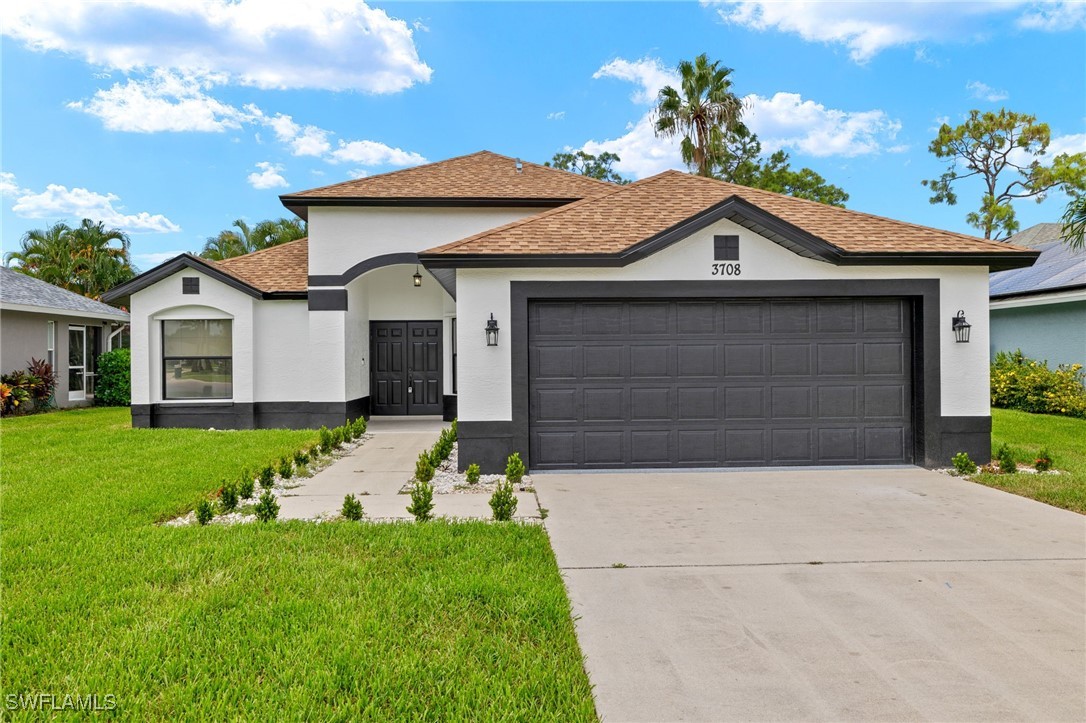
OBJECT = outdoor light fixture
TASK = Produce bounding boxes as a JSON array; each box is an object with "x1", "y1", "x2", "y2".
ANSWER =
[
  {"x1": 951, "y1": 310, "x2": 971, "y2": 343},
  {"x1": 412, "y1": 265, "x2": 423, "y2": 287},
  {"x1": 485, "y1": 313, "x2": 500, "y2": 347}
]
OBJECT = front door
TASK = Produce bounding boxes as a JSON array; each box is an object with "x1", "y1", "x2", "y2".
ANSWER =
[
  {"x1": 68, "y1": 325, "x2": 86, "y2": 402},
  {"x1": 370, "y1": 321, "x2": 442, "y2": 415}
]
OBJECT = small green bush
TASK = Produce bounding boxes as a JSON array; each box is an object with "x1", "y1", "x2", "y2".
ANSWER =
[
  {"x1": 450, "y1": 418, "x2": 457, "y2": 441},
  {"x1": 195, "y1": 498, "x2": 214, "y2": 526},
  {"x1": 341, "y1": 494, "x2": 365, "y2": 521},
  {"x1": 220, "y1": 481, "x2": 238, "y2": 512},
  {"x1": 415, "y1": 452, "x2": 434, "y2": 483},
  {"x1": 254, "y1": 491, "x2": 279, "y2": 522},
  {"x1": 466, "y1": 463, "x2": 481, "y2": 485},
  {"x1": 259, "y1": 465, "x2": 275, "y2": 490},
  {"x1": 238, "y1": 474, "x2": 255, "y2": 500},
  {"x1": 996, "y1": 442, "x2": 1018, "y2": 474},
  {"x1": 319, "y1": 426, "x2": 334, "y2": 453},
  {"x1": 951, "y1": 451, "x2": 977, "y2": 475},
  {"x1": 278, "y1": 457, "x2": 293, "y2": 479},
  {"x1": 505, "y1": 452, "x2": 525, "y2": 485},
  {"x1": 489, "y1": 479, "x2": 517, "y2": 521},
  {"x1": 293, "y1": 449, "x2": 309, "y2": 467},
  {"x1": 407, "y1": 478, "x2": 435, "y2": 522},
  {"x1": 350, "y1": 417, "x2": 367, "y2": 439},
  {"x1": 991, "y1": 350, "x2": 1086, "y2": 418},
  {"x1": 94, "y1": 348, "x2": 131, "y2": 406},
  {"x1": 1035, "y1": 447, "x2": 1054, "y2": 472}
]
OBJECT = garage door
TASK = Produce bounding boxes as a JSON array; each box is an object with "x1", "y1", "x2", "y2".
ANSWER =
[{"x1": 528, "y1": 298, "x2": 913, "y2": 469}]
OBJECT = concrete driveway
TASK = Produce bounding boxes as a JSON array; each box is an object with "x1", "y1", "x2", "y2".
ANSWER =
[{"x1": 535, "y1": 468, "x2": 1086, "y2": 722}]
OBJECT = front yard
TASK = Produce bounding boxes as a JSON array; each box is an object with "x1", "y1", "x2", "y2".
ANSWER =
[
  {"x1": 974, "y1": 408, "x2": 1086, "y2": 513},
  {"x1": 0, "y1": 408, "x2": 595, "y2": 720}
]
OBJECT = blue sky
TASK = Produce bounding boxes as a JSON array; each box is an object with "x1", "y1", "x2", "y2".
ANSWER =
[{"x1": 2, "y1": 1, "x2": 1084, "y2": 270}]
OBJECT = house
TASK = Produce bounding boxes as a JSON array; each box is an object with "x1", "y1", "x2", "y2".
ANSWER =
[
  {"x1": 103, "y1": 151, "x2": 1038, "y2": 471},
  {"x1": 989, "y1": 223, "x2": 1085, "y2": 368},
  {"x1": 1, "y1": 266, "x2": 130, "y2": 406}
]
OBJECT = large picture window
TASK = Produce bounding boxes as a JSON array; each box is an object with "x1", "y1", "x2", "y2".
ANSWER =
[{"x1": 162, "y1": 319, "x2": 232, "y2": 399}]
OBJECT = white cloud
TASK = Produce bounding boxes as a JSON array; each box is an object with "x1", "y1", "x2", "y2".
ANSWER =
[
  {"x1": 581, "y1": 57, "x2": 903, "y2": 178},
  {"x1": 547, "y1": 111, "x2": 566, "y2": 121},
  {"x1": 9, "y1": 181, "x2": 180, "y2": 233},
  {"x1": 67, "y1": 69, "x2": 249, "y2": 132},
  {"x1": 1047, "y1": 133, "x2": 1086, "y2": 157},
  {"x1": 263, "y1": 113, "x2": 332, "y2": 157},
  {"x1": 709, "y1": 1, "x2": 1080, "y2": 63},
  {"x1": 966, "y1": 80, "x2": 1009, "y2": 102},
  {"x1": 347, "y1": 169, "x2": 370, "y2": 180},
  {"x1": 2, "y1": 0, "x2": 431, "y2": 93},
  {"x1": 1, "y1": 171, "x2": 27, "y2": 197},
  {"x1": 329, "y1": 140, "x2": 426, "y2": 167},
  {"x1": 134, "y1": 250, "x2": 187, "y2": 266},
  {"x1": 246, "y1": 162, "x2": 288, "y2": 190}
]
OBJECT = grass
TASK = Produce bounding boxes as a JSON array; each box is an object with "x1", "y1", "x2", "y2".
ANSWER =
[
  {"x1": 1, "y1": 408, "x2": 595, "y2": 720},
  {"x1": 971, "y1": 408, "x2": 1086, "y2": 513}
]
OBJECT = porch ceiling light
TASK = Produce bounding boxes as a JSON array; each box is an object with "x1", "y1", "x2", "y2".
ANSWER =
[
  {"x1": 951, "y1": 310, "x2": 971, "y2": 343},
  {"x1": 412, "y1": 265, "x2": 423, "y2": 287},
  {"x1": 485, "y1": 313, "x2": 500, "y2": 347}
]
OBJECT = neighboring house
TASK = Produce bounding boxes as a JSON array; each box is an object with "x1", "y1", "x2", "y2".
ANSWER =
[
  {"x1": 1, "y1": 266, "x2": 130, "y2": 406},
  {"x1": 989, "y1": 223, "x2": 1086, "y2": 368},
  {"x1": 104, "y1": 151, "x2": 1038, "y2": 471}
]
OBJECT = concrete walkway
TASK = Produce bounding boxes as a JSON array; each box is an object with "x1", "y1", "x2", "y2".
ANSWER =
[
  {"x1": 536, "y1": 468, "x2": 1086, "y2": 722},
  {"x1": 277, "y1": 416, "x2": 537, "y2": 520}
]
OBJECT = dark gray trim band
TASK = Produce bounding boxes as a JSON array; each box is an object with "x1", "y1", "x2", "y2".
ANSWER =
[
  {"x1": 308, "y1": 289, "x2": 348, "y2": 311},
  {"x1": 457, "y1": 421, "x2": 515, "y2": 473},
  {"x1": 309, "y1": 252, "x2": 419, "y2": 287},
  {"x1": 131, "y1": 397, "x2": 370, "y2": 430}
]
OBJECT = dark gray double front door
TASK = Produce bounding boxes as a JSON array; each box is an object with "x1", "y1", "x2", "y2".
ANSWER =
[
  {"x1": 370, "y1": 321, "x2": 442, "y2": 415},
  {"x1": 528, "y1": 298, "x2": 914, "y2": 469}
]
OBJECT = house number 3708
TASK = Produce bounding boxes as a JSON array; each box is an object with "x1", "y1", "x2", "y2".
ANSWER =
[{"x1": 711, "y1": 263, "x2": 741, "y2": 276}]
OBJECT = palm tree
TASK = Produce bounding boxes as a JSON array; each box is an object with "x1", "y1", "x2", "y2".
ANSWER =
[
  {"x1": 1061, "y1": 195, "x2": 1085, "y2": 250},
  {"x1": 4, "y1": 219, "x2": 135, "y2": 300},
  {"x1": 654, "y1": 54, "x2": 748, "y2": 177},
  {"x1": 200, "y1": 217, "x2": 306, "y2": 260}
]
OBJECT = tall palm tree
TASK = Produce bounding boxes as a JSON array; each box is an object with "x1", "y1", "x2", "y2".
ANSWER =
[
  {"x1": 1061, "y1": 195, "x2": 1085, "y2": 250},
  {"x1": 654, "y1": 54, "x2": 748, "y2": 177},
  {"x1": 4, "y1": 219, "x2": 135, "y2": 300},
  {"x1": 200, "y1": 217, "x2": 306, "y2": 260},
  {"x1": 4, "y1": 222, "x2": 75, "y2": 287}
]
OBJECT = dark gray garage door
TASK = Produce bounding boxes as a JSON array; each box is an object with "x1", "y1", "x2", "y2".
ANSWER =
[{"x1": 528, "y1": 298, "x2": 913, "y2": 469}]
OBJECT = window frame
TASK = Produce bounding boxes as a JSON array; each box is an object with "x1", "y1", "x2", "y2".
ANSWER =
[
  {"x1": 46, "y1": 321, "x2": 55, "y2": 368},
  {"x1": 161, "y1": 319, "x2": 234, "y2": 401}
]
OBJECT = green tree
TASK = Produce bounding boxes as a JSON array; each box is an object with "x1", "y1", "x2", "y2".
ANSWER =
[
  {"x1": 545, "y1": 151, "x2": 629, "y2": 184},
  {"x1": 4, "y1": 219, "x2": 135, "y2": 300},
  {"x1": 922, "y1": 109, "x2": 1086, "y2": 239},
  {"x1": 200, "y1": 217, "x2": 306, "y2": 260},
  {"x1": 719, "y1": 134, "x2": 849, "y2": 207},
  {"x1": 1061, "y1": 195, "x2": 1086, "y2": 251},
  {"x1": 654, "y1": 53, "x2": 747, "y2": 177}
]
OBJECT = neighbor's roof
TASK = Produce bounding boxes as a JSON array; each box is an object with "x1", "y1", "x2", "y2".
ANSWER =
[
  {"x1": 989, "y1": 234, "x2": 1085, "y2": 299},
  {"x1": 280, "y1": 151, "x2": 612, "y2": 206},
  {"x1": 996, "y1": 223, "x2": 1064, "y2": 248},
  {"x1": 0, "y1": 265, "x2": 129, "y2": 320},
  {"x1": 213, "y1": 237, "x2": 308, "y2": 294},
  {"x1": 420, "y1": 170, "x2": 1038, "y2": 269}
]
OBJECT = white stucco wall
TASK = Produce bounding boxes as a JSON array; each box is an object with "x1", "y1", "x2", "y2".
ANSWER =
[
  {"x1": 455, "y1": 218, "x2": 991, "y2": 422},
  {"x1": 130, "y1": 269, "x2": 255, "y2": 405},
  {"x1": 254, "y1": 300, "x2": 309, "y2": 401}
]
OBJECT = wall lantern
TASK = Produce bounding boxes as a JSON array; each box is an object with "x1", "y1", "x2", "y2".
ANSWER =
[
  {"x1": 412, "y1": 265, "x2": 423, "y2": 287},
  {"x1": 485, "y1": 313, "x2": 500, "y2": 347},
  {"x1": 951, "y1": 310, "x2": 971, "y2": 343}
]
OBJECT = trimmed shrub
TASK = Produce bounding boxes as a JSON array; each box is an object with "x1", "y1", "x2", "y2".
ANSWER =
[
  {"x1": 341, "y1": 494, "x2": 364, "y2": 521},
  {"x1": 278, "y1": 457, "x2": 293, "y2": 479},
  {"x1": 350, "y1": 417, "x2": 367, "y2": 439},
  {"x1": 259, "y1": 465, "x2": 275, "y2": 490},
  {"x1": 489, "y1": 479, "x2": 517, "y2": 521},
  {"x1": 293, "y1": 449, "x2": 309, "y2": 467},
  {"x1": 254, "y1": 491, "x2": 280, "y2": 522},
  {"x1": 415, "y1": 452, "x2": 434, "y2": 483},
  {"x1": 238, "y1": 474, "x2": 255, "y2": 500},
  {"x1": 450, "y1": 418, "x2": 457, "y2": 441},
  {"x1": 991, "y1": 350, "x2": 1086, "y2": 418},
  {"x1": 195, "y1": 499, "x2": 214, "y2": 526},
  {"x1": 505, "y1": 452, "x2": 526, "y2": 485},
  {"x1": 996, "y1": 442, "x2": 1018, "y2": 474},
  {"x1": 407, "y1": 478, "x2": 434, "y2": 522},
  {"x1": 319, "y1": 426, "x2": 335, "y2": 453},
  {"x1": 219, "y1": 481, "x2": 238, "y2": 512},
  {"x1": 466, "y1": 463, "x2": 481, "y2": 485},
  {"x1": 94, "y1": 348, "x2": 131, "y2": 406},
  {"x1": 1035, "y1": 447, "x2": 1054, "y2": 472},
  {"x1": 951, "y1": 451, "x2": 977, "y2": 475}
]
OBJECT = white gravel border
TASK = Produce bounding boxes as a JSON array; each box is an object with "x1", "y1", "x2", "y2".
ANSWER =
[{"x1": 401, "y1": 442, "x2": 534, "y2": 494}]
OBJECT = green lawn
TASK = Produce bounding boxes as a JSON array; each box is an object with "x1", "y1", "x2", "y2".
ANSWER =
[
  {"x1": 1, "y1": 408, "x2": 595, "y2": 720},
  {"x1": 973, "y1": 408, "x2": 1086, "y2": 513}
]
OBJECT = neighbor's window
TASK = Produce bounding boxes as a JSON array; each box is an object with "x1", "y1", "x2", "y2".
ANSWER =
[
  {"x1": 46, "y1": 321, "x2": 55, "y2": 367},
  {"x1": 162, "y1": 319, "x2": 232, "y2": 399}
]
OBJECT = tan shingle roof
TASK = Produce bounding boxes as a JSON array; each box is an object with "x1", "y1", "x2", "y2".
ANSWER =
[
  {"x1": 423, "y1": 171, "x2": 1034, "y2": 258},
  {"x1": 213, "y1": 238, "x2": 308, "y2": 293},
  {"x1": 283, "y1": 150, "x2": 612, "y2": 201}
]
